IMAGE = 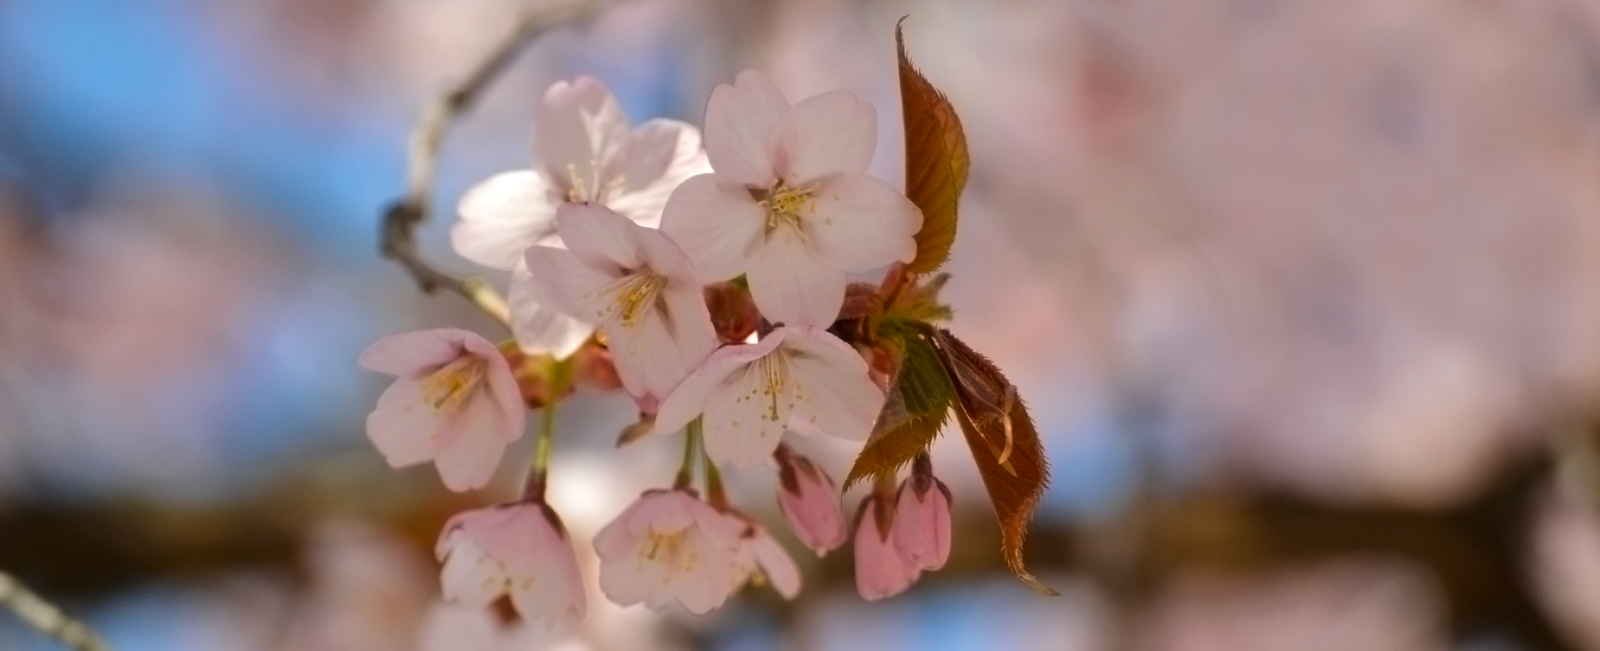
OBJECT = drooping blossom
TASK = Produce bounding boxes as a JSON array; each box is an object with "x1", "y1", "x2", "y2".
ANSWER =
[
  {"x1": 518, "y1": 203, "x2": 718, "y2": 408},
  {"x1": 661, "y1": 69, "x2": 923, "y2": 327},
  {"x1": 854, "y1": 493, "x2": 921, "y2": 601},
  {"x1": 774, "y1": 445, "x2": 847, "y2": 555},
  {"x1": 892, "y1": 464, "x2": 953, "y2": 571},
  {"x1": 359, "y1": 329, "x2": 525, "y2": 492},
  {"x1": 653, "y1": 326, "x2": 884, "y2": 468},
  {"x1": 730, "y1": 515, "x2": 802, "y2": 600},
  {"x1": 452, "y1": 75, "x2": 709, "y2": 358},
  {"x1": 593, "y1": 490, "x2": 745, "y2": 614},
  {"x1": 435, "y1": 503, "x2": 586, "y2": 630}
]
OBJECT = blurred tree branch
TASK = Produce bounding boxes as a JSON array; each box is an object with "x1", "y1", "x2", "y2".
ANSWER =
[
  {"x1": 0, "y1": 571, "x2": 110, "y2": 651},
  {"x1": 379, "y1": 0, "x2": 606, "y2": 328}
]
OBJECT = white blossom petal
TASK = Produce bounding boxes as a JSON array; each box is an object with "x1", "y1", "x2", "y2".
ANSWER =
[
  {"x1": 769, "y1": 89, "x2": 876, "y2": 185},
  {"x1": 508, "y1": 260, "x2": 596, "y2": 360},
  {"x1": 433, "y1": 391, "x2": 513, "y2": 491},
  {"x1": 659, "y1": 174, "x2": 766, "y2": 282},
  {"x1": 365, "y1": 378, "x2": 444, "y2": 467},
  {"x1": 746, "y1": 228, "x2": 847, "y2": 327},
  {"x1": 605, "y1": 119, "x2": 711, "y2": 227},
  {"x1": 452, "y1": 171, "x2": 561, "y2": 270},
  {"x1": 654, "y1": 331, "x2": 788, "y2": 437},
  {"x1": 702, "y1": 366, "x2": 787, "y2": 468},
  {"x1": 747, "y1": 530, "x2": 802, "y2": 599},
  {"x1": 704, "y1": 70, "x2": 790, "y2": 186},
  {"x1": 554, "y1": 202, "x2": 646, "y2": 270},
  {"x1": 781, "y1": 327, "x2": 882, "y2": 440},
  {"x1": 537, "y1": 76, "x2": 631, "y2": 201},
  {"x1": 805, "y1": 174, "x2": 923, "y2": 271},
  {"x1": 439, "y1": 536, "x2": 507, "y2": 608}
]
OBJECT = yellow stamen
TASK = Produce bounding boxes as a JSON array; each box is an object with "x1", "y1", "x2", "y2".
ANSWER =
[
  {"x1": 419, "y1": 355, "x2": 487, "y2": 415},
  {"x1": 758, "y1": 181, "x2": 821, "y2": 233},
  {"x1": 585, "y1": 272, "x2": 668, "y2": 329}
]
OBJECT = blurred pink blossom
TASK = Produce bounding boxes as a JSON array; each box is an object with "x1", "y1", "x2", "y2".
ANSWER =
[{"x1": 436, "y1": 503, "x2": 586, "y2": 630}]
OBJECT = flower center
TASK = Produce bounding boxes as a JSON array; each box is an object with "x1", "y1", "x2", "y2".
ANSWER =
[
  {"x1": 758, "y1": 181, "x2": 819, "y2": 233},
  {"x1": 642, "y1": 529, "x2": 700, "y2": 575},
  {"x1": 419, "y1": 355, "x2": 486, "y2": 415},
  {"x1": 753, "y1": 350, "x2": 795, "y2": 424},
  {"x1": 587, "y1": 272, "x2": 668, "y2": 329},
  {"x1": 563, "y1": 161, "x2": 625, "y2": 204}
]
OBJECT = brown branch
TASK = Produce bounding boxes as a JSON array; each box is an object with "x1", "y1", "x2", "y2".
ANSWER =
[
  {"x1": 0, "y1": 571, "x2": 111, "y2": 651},
  {"x1": 380, "y1": 0, "x2": 605, "y2": 327}
]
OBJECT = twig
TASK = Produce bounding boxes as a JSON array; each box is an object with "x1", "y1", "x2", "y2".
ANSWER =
[
  {"x1": 0, "y1": 571, "x2": 111, "y2": 651},
  {"x1": 380, "y1": 0, "x2": 602, "y2": 327}
]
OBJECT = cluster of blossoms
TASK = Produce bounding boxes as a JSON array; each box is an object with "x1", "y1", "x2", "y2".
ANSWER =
[{"x1": 360, "y1": 71, "x2": 958, "y2": 629}]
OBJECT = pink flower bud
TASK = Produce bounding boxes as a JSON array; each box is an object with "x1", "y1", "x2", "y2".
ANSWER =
[
  {"x1": 893, "y1": 472, "x2": 953, "y2": 571},
  {"x1": 853, "y1": 494, "x2": 922, "y2": 601},
  {"x1": 435, "y1": 502, "x2": 586, "y2": 630},
  {"x1": 775, "y1": 447, "x2": 847, "y2": 556}
]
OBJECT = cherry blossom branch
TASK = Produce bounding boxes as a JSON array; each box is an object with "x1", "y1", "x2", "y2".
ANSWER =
[
  {"x1": 0, "y1": 571, "x2": 111, "y2": 651},
  {"x1": 380, "y1": 0, "x2": 603, "y2": 326},
  {"x1": 524, "y1": 358, "x2": 572, "y2": 501}
]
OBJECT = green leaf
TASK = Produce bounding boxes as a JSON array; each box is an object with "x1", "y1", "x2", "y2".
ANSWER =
[
  {"x1": 932, "y1": 329, "x2": 1058, "y2": 596},
  {"x1": 898, "y1": 21, "x2": 970, "y2": 275},
  {"x1": 843, "y1": 328, "x2": 954, "y2": 491}
]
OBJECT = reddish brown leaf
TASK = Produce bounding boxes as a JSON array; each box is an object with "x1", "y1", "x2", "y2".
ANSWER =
[
  {"x1": 898, "y1": 21, "x2": 970, "y2": 275},
  {"x1": 933, "y1": 329, "x2": 1057, "y2": 596}
]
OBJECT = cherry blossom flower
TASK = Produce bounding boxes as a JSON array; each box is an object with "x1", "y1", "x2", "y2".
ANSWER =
[
  {"x1": 653, "y1": 326, "x2": 884, "y2": 468},
  {"x1": 358, "y1": 329, "x2": 524, "y2": 492},
  {"x1": 730, "y1": 516, "x2": 802, "y2": 600},
  {"x1": 660, "y1": 70, "x2": 922, "y2": 327},
  {"x1": 452, "y1": 75, "x2": 709, "y2": 270},
  {"x1": 854, "y1": 493, "x2": 922, "y2": 601},
  {"x1": 593, "y1": 490, "x2": 745, "y2": 614},
  {"x1": 893, "y1": 470, "x2": 953, "y2": 571},
  {"x1": 518, "y1": 203, "x2": 718, "y2": 407},
  {"x1": 435, "y1": 503, "x2": 586, "y2": 630},
  {"x1": 774, "y1": 445, "x2": 847, "y2": 555}
]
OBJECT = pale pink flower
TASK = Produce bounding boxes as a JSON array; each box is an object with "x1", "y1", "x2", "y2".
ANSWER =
[
  {"x1": 593, "y1": 490, "x2": 745, "y2": 614},
  {"x1": 661, "y1": 70, "x2": 923, "y2": 327},
  {"x1": 453, "y1": 75, "x2": 709, "y2": 359},
  {"x1": 774, "y1": 446, "x2": 847, "y2": 555},
  {"x1": 853, "y1": 494, "x2": 922, "y2": 601},
  {"x1": 517, "y1": 203, "x2": 718, "y2": 406},
  {"x1": 453, "y1": 75, "x2": 709, "y2": 270},
  {"x1": 892, "y1": 472, "x2": 953, "y2": 571},
  {"x1": 730, "y1": 517, "x2": 802, "y2": 600},
  {"x1": 435, "y1": 503, "x2": 586, "y2": 630},
  {"x1": 653, "y1": 326, "x2": 884, "y2": 468},
  {"x1": 358, "y1": 329, "x2": 524, "y2": 492}
]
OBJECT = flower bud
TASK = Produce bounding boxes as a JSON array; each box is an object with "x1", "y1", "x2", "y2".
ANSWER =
[
  {"x1": 853, "y1": 493, "x2": 922, "y2": 601},
  {"x1": 892, "y1": 470, "x2": 953, "y2": 571},
  {"x1": 775, "y1": 446, "x2": 847, "y2": 556}
]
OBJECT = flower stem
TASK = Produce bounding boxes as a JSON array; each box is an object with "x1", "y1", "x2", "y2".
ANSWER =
[
  {"x1": 524, "y1": 357, "x2": 572, "y2": 502},
  {"x1": 704, "y1": 441, "x2": 729, "y2": 511},
  {"x1": 673, "y1": 418, "x2": 702, "y2": 491}
]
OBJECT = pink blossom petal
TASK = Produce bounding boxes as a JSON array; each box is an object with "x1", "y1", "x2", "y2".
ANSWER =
[
  {"x1": 782, "y1": 327, "x2": 882, "y2": 440},
  {"x1": 359, "y1": 330, "x2": 462, "y2": 377},
  {"x1": 702, "y1": 367, "x2": 788, "y2": 468},
  {"x1": 746, "y1": 231, "x2": 847, "y2": 327},
  {"x1": 554, "y1": 202, "x2": 646, "y2": 270},
  {"x1": 594, "y1": 491, "x2": 742, "y2": 614},
  {"x1": 769, "y1": 89, "x2": 876, "y2": 185},
  {"x1": 518, "y1": 245, "x2": 621, "y2": 322},
  {"x1": 365, "y1": 377, "x2": 445, "y2": 468},
  {"x1": 747, "y1": 529, "x2": 802, "y2": 599},
  {"x1": 704, "y1": 70, "x2": 790, "y2": 186},
  {"x1": 654, "y1": 331, "x2": 788, "y2": 438},
  {"x1": 854, "y1": 497, "x2": 921, "y2": 601},
  {"x1": 893, "y1": 477, "x2": 953, "y2": 570},
  {"x1": 605, "y1": 119, "x2": 711, "y2": 227},
  {"x1": 608, "y1": 302, "x2": 694, "y2": 405},
  {"x1": 659, "y1": 173, "x2": 766, "y2": 282},
  {"x1": 508, "y1": 260, "x2": 596, "y2": 359},
  {"x1": 806, "y1": 175, "x2": 923, "y2": 271},
  {"x1": 451, "y1": 170, "x2": 561, "y2": 270},
  {"x1": 438, "y1": 535, "x2": 507, "y2": 609},
  {"x1": 537, "y1": 76, "x2": 630, "y2": 200},
  {"x1": 432, "y1": 407, "x2": 510, "y2": 492}
]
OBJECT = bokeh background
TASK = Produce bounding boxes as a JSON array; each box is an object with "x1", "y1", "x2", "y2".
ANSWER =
[{"x1": 4, "y1": 0, "x2": 1600, "y2": 649}]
